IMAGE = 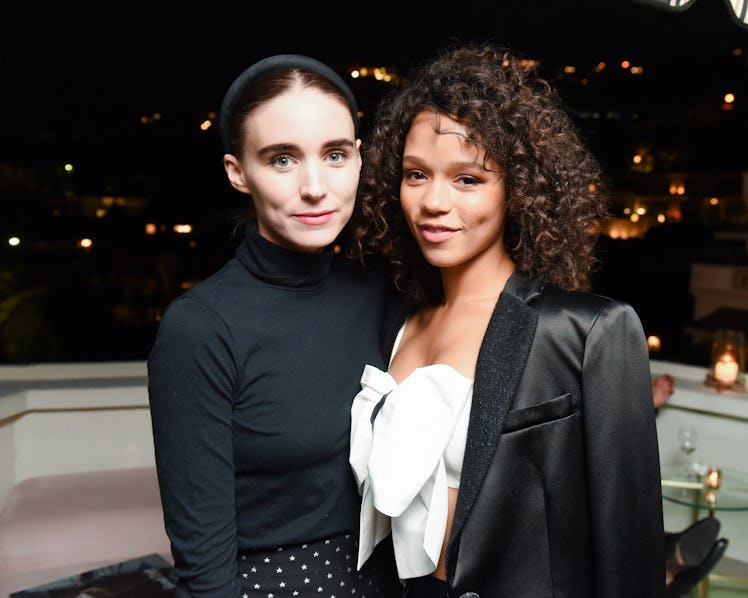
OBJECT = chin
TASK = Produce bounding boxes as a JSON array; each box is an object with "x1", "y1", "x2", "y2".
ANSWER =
[
  {"x1": 417, "y1": 247, "x2": 457, "y2": 269},
  {"x1": 295, "y1": 229, "x2": 344, "y2": 253}
]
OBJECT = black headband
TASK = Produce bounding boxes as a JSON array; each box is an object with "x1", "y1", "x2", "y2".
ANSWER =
[{"x1": 219, "y1": 54, "x2": 359, "y2": 153}]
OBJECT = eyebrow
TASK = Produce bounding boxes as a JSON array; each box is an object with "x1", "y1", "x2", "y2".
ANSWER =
[
  {"x1": 402, "y1": 155, "x2": 486, "y2": 171},
  {"x1": 258, "y1": 138, "x2": 356, "y2": 158}
]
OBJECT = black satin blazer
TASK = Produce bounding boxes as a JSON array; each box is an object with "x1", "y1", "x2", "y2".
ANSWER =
[{"x1": 382, "y1": 271, "x2": 665, "y2": 598}]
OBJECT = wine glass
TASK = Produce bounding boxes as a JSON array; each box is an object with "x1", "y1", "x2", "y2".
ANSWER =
[{"x1": 677, "y1": 425, "x2": 698, "y2": 478}]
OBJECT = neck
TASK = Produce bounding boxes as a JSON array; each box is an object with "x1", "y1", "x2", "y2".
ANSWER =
[{"x1": 440, "y1": 250, "x2": 515, "y2": 307}]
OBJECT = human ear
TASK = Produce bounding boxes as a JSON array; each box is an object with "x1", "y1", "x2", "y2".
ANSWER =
[
  {"x1": 355, "y1": 138, "x2": 362, "y2": 172},
  {"x1": 223, "y1": 154, "x2": 252, "y2": 195}
]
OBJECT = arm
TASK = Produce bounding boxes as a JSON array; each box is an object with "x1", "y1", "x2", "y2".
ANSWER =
[
  {"x1": 148, "y1": 297, "x2": 239, "y2": 598},
  {"x1": 582, "y1": 301, "x2": 665, "y2": 597}
]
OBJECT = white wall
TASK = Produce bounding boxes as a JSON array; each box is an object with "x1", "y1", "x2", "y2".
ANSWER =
[{"x1": 0, "y1": 362, "x2": 154, "y2": 514}]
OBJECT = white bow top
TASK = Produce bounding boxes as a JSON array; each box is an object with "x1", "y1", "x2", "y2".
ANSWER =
[{"x1": 349, "y1": 346, "x2": 473, "y2": 579}]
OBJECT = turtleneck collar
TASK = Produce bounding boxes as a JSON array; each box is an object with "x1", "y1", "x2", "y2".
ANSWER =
[{"x1": 236, "y1": 225, "x2": 335, "y2": 288}]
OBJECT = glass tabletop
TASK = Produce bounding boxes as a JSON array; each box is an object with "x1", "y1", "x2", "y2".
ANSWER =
[{"x1": 660, "y1": 464, "x2": 748, "y2": 511}]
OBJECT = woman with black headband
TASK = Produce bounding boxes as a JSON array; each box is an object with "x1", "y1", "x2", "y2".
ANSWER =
[{"x1": 148, "y1": 55, "x2": 397, "y2": 598}]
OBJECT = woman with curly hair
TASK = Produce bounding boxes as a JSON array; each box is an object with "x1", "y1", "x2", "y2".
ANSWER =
[{"x1": 348, "y1": 43, "x2": 665, "y2": 597}]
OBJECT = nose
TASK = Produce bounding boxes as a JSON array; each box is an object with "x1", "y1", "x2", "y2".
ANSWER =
[
  {"x1": 299, "y1": 161, "x2": 327, "y2": 201},
  {"x1": 420, "y1": 177, "x2": 451, "y2": 213}
]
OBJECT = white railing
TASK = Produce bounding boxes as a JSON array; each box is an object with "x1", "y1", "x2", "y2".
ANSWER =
[
  {"x1": 0, "y1": 361, "x2": 155, "y2": 512},
  {"x1": 1, "y1": 359, "x2": 747, "y2": 562}
]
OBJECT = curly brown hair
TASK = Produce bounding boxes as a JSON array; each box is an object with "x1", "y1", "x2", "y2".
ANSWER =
[{"x1": 349, "y1": 43, "x2": 610, "y2": 306}]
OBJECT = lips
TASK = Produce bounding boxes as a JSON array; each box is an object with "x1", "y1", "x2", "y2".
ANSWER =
[
  {"x1": 419, "y1": 223, "x2": 458, "y2": 243},
  {"x1": 294, "y1": 211, "x2": 335, "y2": 226}
]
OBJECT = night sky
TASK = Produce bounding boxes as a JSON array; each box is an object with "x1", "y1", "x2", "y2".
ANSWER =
[
  {"x1": 2, "y1": 0, "x2": 745, "y2": 226},
  {"x1": 2, "y1": 0, "x2": 747, "y2": 213},
  {"x1": 4, "y1": 0, "x2": 746, "y2": 135},
  {"x1": 1, "y1": 1, "x2": 747, "y2": 364}
]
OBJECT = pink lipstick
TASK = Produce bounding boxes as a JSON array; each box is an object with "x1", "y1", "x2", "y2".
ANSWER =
[
  {"x1": 419, "y1": 224, "x2": 458, "y2": 243},
  {"x1": 295, "y1": 211, "x2": 334, "y2": 225}
]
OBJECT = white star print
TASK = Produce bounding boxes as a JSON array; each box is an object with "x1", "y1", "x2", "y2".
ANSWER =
[{"x1": 234, "y1": 536, "x2": 377, "y2": 597}]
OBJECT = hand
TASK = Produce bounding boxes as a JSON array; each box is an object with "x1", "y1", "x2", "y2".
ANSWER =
[{"x1": 652, "y1": 373, "x2": 675, "y2": 409}]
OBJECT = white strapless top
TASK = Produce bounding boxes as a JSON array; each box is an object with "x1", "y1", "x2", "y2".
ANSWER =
[{"x1": 349, "y1": 354, "x2": 473, "y2": 579}]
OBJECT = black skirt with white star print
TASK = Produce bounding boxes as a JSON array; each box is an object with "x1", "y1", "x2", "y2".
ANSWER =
[{"x1": 238, "y1": 532, "x2": 387, "y2": 598}]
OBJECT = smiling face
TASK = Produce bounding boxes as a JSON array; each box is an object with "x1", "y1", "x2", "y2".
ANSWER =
[
  {"x1": 223, "y1": 85, "x2": 361, "y2": 253},
  {"x1": 400, "y1": 111, "x2": 509, "y2": 271}
]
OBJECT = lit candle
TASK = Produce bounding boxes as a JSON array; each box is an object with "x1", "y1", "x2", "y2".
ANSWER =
[
  {"x1": 714, "y1": 353, "x2": 739, "y2": 384},
  {"x1": 706, "y1": 467, "x2": 721, "y2": 489}
]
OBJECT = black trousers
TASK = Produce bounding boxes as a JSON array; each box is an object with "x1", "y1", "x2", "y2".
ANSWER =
[{"x1": 402, "y1": 575, "x2": 450, "y2": 597}]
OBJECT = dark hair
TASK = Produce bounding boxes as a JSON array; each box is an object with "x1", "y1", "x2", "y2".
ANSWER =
[
  {"x1": 220, "y1": 54, "x2": 359, "y2": 154},
  {"x1": 224, "y1": 69, "x2": 356, "y2": 158},
  {"x1": 350, "y1": 43, "x2": 610, "y2": 306}
]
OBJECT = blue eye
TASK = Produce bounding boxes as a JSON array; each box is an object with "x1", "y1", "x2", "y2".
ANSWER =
[{"x1": 272, "y1": 155, "x2": 293, "y2": 169}]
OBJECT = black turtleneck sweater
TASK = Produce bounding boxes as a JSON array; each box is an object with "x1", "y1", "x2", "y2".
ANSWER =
[{"x1": 147, "y1": 227, "x2": 391, "y2": 597}]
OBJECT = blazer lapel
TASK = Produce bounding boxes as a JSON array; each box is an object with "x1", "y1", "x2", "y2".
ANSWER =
[{"x1": 447, "y1": 271, "x2": 541, "y2": 575}]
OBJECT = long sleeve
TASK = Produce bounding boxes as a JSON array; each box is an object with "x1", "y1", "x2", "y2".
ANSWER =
[
  {"x1": 148, "y1": 296, "x2": 240, "y2": 598},
  {"x1": 582, "y1": 301, "x2": 665, "y2": 597}
]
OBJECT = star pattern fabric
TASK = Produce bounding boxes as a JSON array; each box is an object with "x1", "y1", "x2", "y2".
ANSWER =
[{"x1": 238, "y1": 533, "x2": 385, "y2": 597}]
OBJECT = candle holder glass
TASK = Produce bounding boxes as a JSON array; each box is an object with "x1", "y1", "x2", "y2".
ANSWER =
[{"x1": 704, "y1": 328, "x2": 746, "y2": 392}]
